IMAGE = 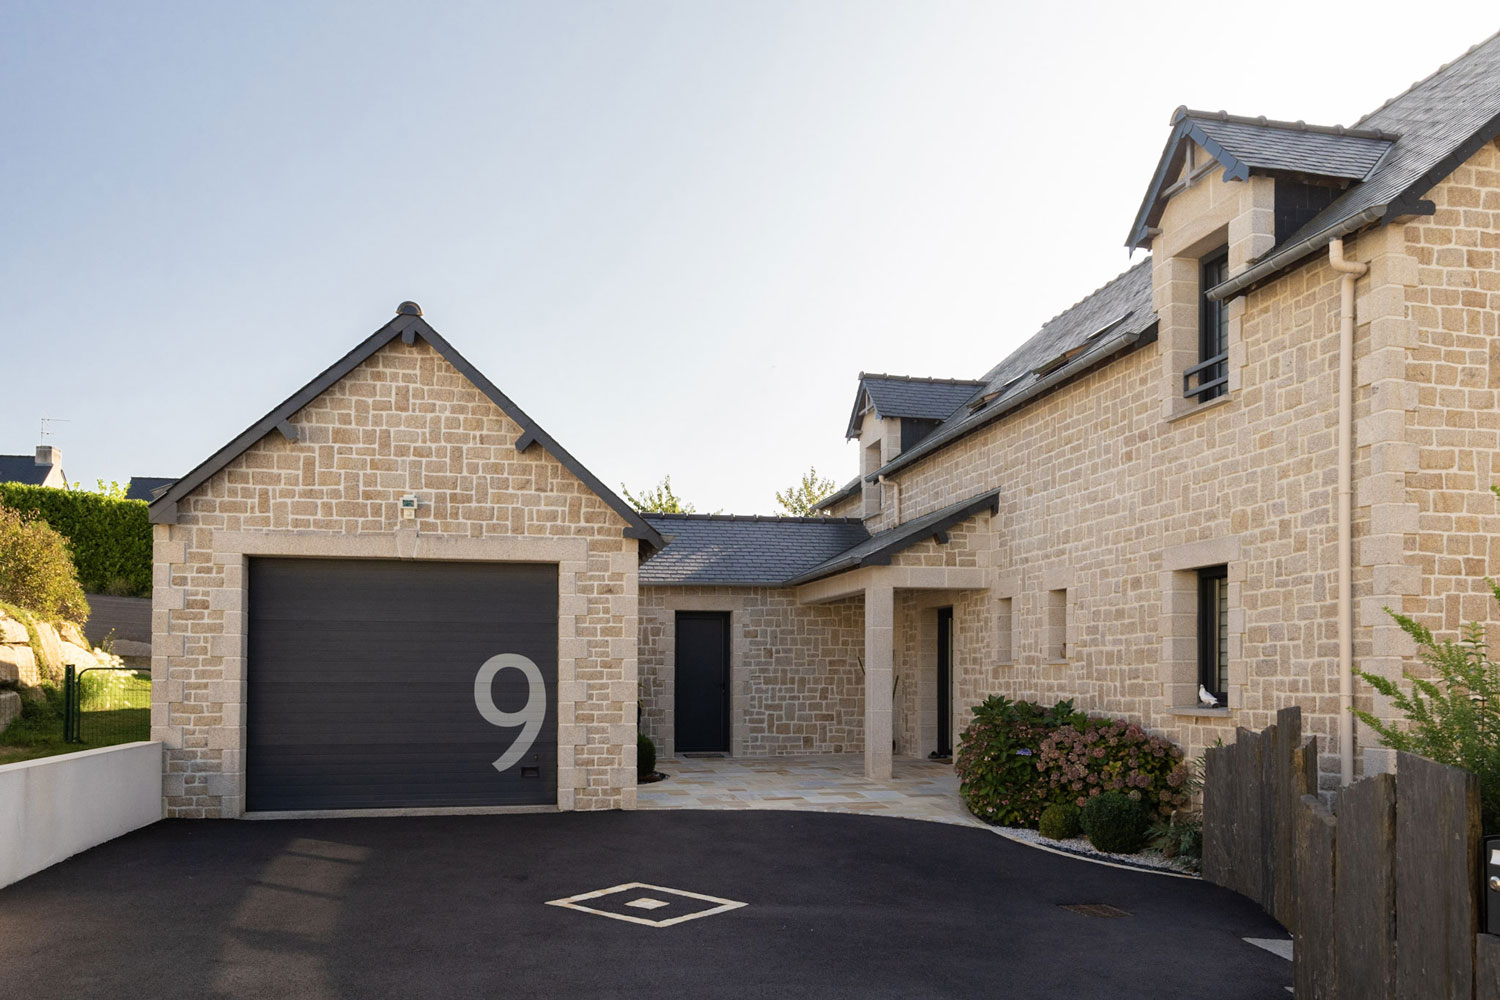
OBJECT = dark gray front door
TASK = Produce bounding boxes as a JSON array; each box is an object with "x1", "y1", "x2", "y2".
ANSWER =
[
  {"x1": 674, "y1": 611, "x2": 730, "y2": 753},
  {"x1": 247, "y1": 557, "x2": 557, "y2": 811}
]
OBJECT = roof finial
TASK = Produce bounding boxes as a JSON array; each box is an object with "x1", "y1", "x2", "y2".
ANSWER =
[{"x1": 397, "y1": 301, "x2": 422, "y2": 317}]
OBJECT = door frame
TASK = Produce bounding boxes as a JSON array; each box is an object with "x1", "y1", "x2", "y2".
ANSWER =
[{"x1": 674, "y1": 610, "x2": 732, "y2": 753}]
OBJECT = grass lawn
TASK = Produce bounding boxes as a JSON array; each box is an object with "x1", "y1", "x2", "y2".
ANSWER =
[{"x1": 0, "y1": 679, "x2": 151, "y2": 765}]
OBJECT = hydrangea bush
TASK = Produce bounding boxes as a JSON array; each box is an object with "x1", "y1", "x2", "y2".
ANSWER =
[
  {"x1": 956, "y1": 695, "x2": 1190, "y2": 829},
  {"x1": 1037, "y1": 719, "x2": 1190, "y2": 819},
  {"x1": 955, "y1": 696, "x2": 1085, "y2": 827}
]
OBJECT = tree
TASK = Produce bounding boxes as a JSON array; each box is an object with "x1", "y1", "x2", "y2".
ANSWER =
[
  {"x1": 775, "y1": 467, "x2": 837, "y2": 516},
  {"x1": 0, "y1": 505, "x2": 90, "y2": 622},
  {"x1": 622, "y1": 476, "x2": 695, "y2": 513},
  {"x1": 69, "y1": 479, "x2": 128, "y2": 500}
]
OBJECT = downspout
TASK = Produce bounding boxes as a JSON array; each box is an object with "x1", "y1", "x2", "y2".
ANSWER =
[
  {"x1": 1329, "y1": 238, "x2": 1367, "y2": 786},
  {"x1": 878, "y1": 475, "x2": 901, "y2": 523}
]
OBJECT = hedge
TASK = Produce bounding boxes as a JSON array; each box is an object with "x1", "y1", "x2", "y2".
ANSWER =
[{"x1": 0, "y1": 484, "x2": 151, "y2": 597}]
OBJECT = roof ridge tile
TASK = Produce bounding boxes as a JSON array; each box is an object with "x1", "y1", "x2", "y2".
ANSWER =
[
  {"x1": 1175, "y1": 106, "x2": 1395, "y2": 140},
  {"x1": 1355, "y1": 29, "x2": 1500, "y2": 129}
]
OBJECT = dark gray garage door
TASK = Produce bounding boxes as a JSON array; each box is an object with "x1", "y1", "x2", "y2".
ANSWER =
[{"x1": 247, "y1": 558, "x2": 557, "y2": 811}]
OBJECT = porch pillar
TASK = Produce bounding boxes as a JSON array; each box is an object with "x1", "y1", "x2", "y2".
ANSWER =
[{"x1": 864, "y1": 583, "x2": 894, "y2": 780}]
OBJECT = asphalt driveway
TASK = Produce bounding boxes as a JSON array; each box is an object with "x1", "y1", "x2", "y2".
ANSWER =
[{"x1": 0, "y1": 811, "x2": 1290, "y2": 999}]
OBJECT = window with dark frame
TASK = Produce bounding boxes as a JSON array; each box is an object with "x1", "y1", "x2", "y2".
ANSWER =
[
  {"x1": 1184, "y1": 248, "x2": 1229, "y2": 402},
  {"x1": 1197, "y1": 565, "x2": 1228, "y2": 706}
]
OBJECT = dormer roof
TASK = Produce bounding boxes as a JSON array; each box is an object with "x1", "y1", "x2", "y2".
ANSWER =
[
  {"x1": 1127, "y1": 108, "x2": 1396, "y2": 250},
  {"x1": 844, "y1": 374, "x2": 985, "y2": 439}
]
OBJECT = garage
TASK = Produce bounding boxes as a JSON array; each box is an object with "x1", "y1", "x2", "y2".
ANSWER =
[{"x1": 246, "y1": 557, "x2": 558, "y2": 812}]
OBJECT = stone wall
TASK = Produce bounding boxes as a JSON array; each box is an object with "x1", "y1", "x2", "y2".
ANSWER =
[
  {"x1": 153, "y1": 338, "x2": 640, "y2": 817},
  {"x1": 638, "y1": 586, "x2": 864, "y2": 756}
]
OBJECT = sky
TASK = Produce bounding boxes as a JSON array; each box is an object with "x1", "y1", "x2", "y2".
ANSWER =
[{"x1": 3, "y1": 2, "x2": 1497, "y2": 513}]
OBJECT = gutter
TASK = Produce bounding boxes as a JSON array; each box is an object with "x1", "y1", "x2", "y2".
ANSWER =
[
  {"x1": 1205, "y1": 206, "x2": 1386, "y2": 303},
  {"x1": 871, "y1": 325, "x2": 1151, "y2": 481}
]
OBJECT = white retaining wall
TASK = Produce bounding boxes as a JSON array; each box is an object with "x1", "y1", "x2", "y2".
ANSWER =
[{"x1": 0, "y1": 741, "x2": 162, "y2": 889}]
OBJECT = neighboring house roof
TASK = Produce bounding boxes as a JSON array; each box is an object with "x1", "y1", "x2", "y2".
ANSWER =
[
  {"x1": 148, "y1": 306, "x2": 666, "y2": 549},
  {"x1": 1128, "y1": 110, "x2": 1396, "y2": 248},
  {"x1": 1212, "y1": 31, "x2": 1500, "y2": 299},
  {"x1": 0, "y1": 455, "x2": 54, "y2": 486},
  {"x1": 785, "y1": 490, "x2": 1001, "y2": 586},
  {"x1": 844, "y1": 374, "x2": 986, "y2": 439},
  {"x1": 872, "y1": 259, "x2": 1158, "y2": 481},
  {"x1": 639, "y1": 513, "x2": 871, "y2": 586},
  {"x1": 125, "y1": 477, "x2": 177, "y2": 502}
]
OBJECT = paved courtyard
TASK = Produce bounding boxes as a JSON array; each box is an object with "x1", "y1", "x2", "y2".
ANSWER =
[
  {"x1": 638, "y1": 753, "x2": 980, "y2": 826},
  {"x1": 0, "y1": 810, "x2": 1292, "y2": 999}
]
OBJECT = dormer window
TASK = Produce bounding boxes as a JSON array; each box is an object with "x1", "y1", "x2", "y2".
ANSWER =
[{"x1": 1185, "y1": 248, "x2": 1229, "y2": 402}]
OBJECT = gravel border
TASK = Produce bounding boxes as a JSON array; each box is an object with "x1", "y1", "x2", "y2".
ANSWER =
[{"x1": 992, "y1": 825, "x2": 1200, "y2": 878}]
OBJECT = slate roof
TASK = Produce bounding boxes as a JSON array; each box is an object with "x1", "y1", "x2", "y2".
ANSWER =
[
  {"x1": 785, "y1": 490, "x2": 1001, "y2": 586},
  {"x1": 0, "y1": 455, "x2": 54, "y2": 486},
  {"x1": 845, "y1": 375, "x2": 985, "y2": 438},
  {"x1": 812, "y1": 475, "x2": 862, "y2": 512},
  {"x1": 1187, "y1": 113, "x2": 1394, "y2": 180},
  {"x1": 872, "y1": 259, "x2": 1157, "y2": 479},
  {"x1": 639, "y1": 514, "x2": 870, "y2": 586},
  {"x1": 125, "y1": 477, "x2": 177, "y2": 502}
]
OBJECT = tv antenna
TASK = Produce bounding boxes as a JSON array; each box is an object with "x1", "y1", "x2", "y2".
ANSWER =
[{"x1": 39, "y1": 417, "x2": 70, "y2": 443}]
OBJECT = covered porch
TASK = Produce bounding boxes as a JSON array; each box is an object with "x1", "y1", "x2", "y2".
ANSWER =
[{"x1": 793, "y1": 562, "x2": 989, "y2": 781}]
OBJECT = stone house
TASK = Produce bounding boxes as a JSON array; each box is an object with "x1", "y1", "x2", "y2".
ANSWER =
[
  {"x1": 152, "y1": 32, "x2": 1500, "y2": 816},
  {"x1": 633, "y1": 31, "x2": 1500, "y2": 793}
]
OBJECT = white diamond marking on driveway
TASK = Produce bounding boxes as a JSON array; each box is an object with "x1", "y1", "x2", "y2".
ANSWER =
[
  {"x1": 546, "y1": 882, "x2": 747, "y2": 928},
  {"x1": 625, "y1": 897, "x2": 670, "y2": 910}
]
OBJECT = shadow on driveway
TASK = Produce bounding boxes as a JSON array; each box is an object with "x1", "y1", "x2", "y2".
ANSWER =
[{"x1": 0, "y1": 811, "x2": 1290, "y2": 999}]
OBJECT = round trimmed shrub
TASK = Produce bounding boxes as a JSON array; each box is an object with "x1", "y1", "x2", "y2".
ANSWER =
[
  {"x1": 1038, "y1": 802, "x2": 1081, "y2": 840},
  {"x1": 1080, "y1": 791, "x2": 1149, "y2": 853},
  {"x1": 637, "y1": 732, "x2": 657, "y2": 779}
]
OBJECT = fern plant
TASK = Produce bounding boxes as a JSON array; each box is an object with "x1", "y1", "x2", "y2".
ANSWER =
[{"x1": 1354, "y1": 585, "x2": 1500, "y2": 832}]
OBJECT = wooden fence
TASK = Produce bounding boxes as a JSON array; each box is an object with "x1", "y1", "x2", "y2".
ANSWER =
[{"x1": 1203, "y1": 707, "x2": 1500, "y2": 999}]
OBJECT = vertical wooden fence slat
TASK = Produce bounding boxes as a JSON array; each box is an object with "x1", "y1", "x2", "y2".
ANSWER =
[
  {"x1": 1271, "y1": 707, "x2": 1302, "y2": 930},
  {"x1": 1202, "y1": 742, "x2": 1233, "y2": 890},
  {"x1": 1233, "y1": 728, "x2": 1266, "y2": 905},
  {"x1": 1394, "y1": 750, "x2": 1481, "y2": 1000},
  {"x1": 1294, "y1": 793, "x2": 1338, "y2": 1000},
  {"x1": 1475, "y1": 934, "x2": 1500, "y2": 1000},
  {"x1": 1335, "y1": 772, "x2": 1396, "y2": 1000},
  {"x1": 1260, "y1": 715, "x2": 1281, "y2": 913}
]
